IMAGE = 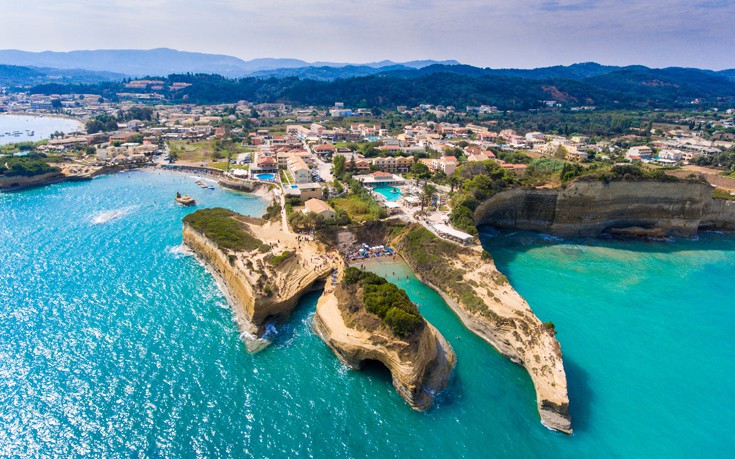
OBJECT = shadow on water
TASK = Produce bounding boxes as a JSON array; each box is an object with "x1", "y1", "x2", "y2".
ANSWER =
[
  {"x1": 265, "y1": 289, "x2": 323, "y2": 349},
  {"x1": 477, "y1": 225, "x2": 735, "y2": 266},
  {"x1": 359, "y1": 359, "x2": 394, "y2": 384},
  {"x1": 564, "y1": 358, "x2": 593, "y2": 433}
]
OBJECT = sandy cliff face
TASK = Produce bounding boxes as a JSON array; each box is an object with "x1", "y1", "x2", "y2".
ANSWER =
[
  {"x1": 475, "y1": 181, "x2": 735, "y2": 237},
  {"x1": 312, "y1": 284, "x2": 456, "y2": 411},
  {"x1": 183, "y1": 222, "x2": 331, "y2": 350},
  {"x1": 394, "y1": 227, "x2": 572, "y2": 433},
  {"x1": 0, "y1": 171, "x2": 65, "y2": 191}
]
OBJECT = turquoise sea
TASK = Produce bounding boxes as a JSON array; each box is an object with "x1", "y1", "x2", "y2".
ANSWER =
[{"x1": 1, "y1": 170, "x2": 733, "y2": 457}]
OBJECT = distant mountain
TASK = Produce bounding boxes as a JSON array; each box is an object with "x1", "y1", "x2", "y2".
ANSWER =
[
  {"x1": 0, "y1": 48, "x2": 461, "y2": 77},
  {"x1": 717, "y1": 69, "x2": 735, "y2": 82},
  {"x1": 250, "y1": 64, "x2": 414, "y2": 80},
  {"x1": 376, "y1": 62, "x2": 621, "y2": 80},
  {"x1": 0, "y1": 64, "x2": 124, "y2": 86}
]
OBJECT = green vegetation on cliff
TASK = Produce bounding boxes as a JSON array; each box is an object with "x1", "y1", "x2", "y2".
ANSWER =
[
  {"x1": 448, "y1": 159, "x2": 696, "y2": 235},
  {"x1": 330, "y1": 180, "x2": 387, "y2": 222},
  {"x1": 449, "y1": 160, "x2": 518, "y2": 235},
  {"x1": 343, "y1": 267, "x2": 423, "y2": 337},
  {"x1": 183, "y1": 207, "x2": 269, "y2": 252},
  {"x1": 395, "y1": 226, "x2": 508, "y2": 324},
  {"x1": 0, "y1": 154, "x2": 61, "y2": 177}
]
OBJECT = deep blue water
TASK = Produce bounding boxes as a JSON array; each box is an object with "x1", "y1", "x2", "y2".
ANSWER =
[{"x1": 1, "y1": 171, "x2": 733, "y2": 457}]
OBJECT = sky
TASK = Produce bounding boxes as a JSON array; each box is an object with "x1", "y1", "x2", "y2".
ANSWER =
[{"x1": 2, "y1": 0, "x2": 734, "y2": 69}]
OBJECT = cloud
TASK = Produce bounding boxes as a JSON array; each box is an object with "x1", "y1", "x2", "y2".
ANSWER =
[
  {"x1": 540, "y1": 1, "x2": 598, "y2": 12},
  {"x1": 0, "y1": 0, "x2": 733, "y2": 69}
]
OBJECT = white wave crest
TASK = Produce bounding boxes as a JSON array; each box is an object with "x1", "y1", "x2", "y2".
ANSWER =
[
  {"x1": 168, "y1": 244, "x2": 193, "y2": 258},
  {"x1": 91, "y1": 206, "x2": 137, "y2": 225}
]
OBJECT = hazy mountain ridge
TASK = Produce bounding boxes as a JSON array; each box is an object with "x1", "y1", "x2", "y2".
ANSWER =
[
  {"x1": 0, "y1": 48, "x2": 460, "y2": 77},
  {"x1": 0, "y1": 64, "x2": 125, "y2": 86}
]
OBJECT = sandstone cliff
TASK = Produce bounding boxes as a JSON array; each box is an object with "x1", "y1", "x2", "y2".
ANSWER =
[
  {"x1": 474, "y1": 180, "x2": 735, "y2": 238},
  {"x1": 312, "y1": 277, "x2": 456, "y2": 411},
  {"x1": 182, "y1": 212, "x2": 333, "y2": 351},
  {"x1": 0, "y1": 171, "x2": 66, "y2": 191},
  {"x1": 394, "y1": 226, "x2": 572, "y2": 433}
]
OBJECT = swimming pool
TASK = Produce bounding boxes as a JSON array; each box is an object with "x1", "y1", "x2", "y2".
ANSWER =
[
  {"x1": 257, "y1": 173, "x2": 276, "y2": 181},
  {"x1": 373, "y1": 186, "x2": 402, "y2": 202}
]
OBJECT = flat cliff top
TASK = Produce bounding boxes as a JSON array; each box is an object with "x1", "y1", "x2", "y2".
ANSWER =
[{"x1": 183, "y1": 208, "x2": 337, "y2": 305}]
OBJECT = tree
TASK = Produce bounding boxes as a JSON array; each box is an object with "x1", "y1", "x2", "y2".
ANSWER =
[
  {"x1": 333, "y1": 155, "x2": 346, "y2": 176},
  {"x1": 420, "y1": 183, "x2": 437, "y2": 212},
  {"x1": 51, "y1": 99, "x2": 62, "y2": 110},
  {"x1": 411, "y1": 162, "x2": 431, "y2": 179}
]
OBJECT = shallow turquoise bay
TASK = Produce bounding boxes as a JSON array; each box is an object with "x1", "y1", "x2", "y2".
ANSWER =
[{"x1": 0, "y1": 171, "x2": 732, "y2": 457}]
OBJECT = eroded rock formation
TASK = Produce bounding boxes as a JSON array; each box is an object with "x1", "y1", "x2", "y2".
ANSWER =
[
  {"x1": 312, "y1": 275, "x2": 456, "y2": 411},
  {"x1": 475, "y1": 180, "x2": 735, "y2": 238}
]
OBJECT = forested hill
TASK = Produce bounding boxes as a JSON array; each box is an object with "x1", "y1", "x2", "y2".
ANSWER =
[{"x1": 26, "y1": 64, "x2": 735, "y2": 110}]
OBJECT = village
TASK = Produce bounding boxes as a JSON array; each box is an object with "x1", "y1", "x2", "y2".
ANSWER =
[{"x1": 2, "y1": 84, "x2": 735, "y2": 245}]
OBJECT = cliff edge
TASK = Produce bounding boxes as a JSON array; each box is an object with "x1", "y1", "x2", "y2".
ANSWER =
[
  {"x1": 475, "y1": 180, "x2": 735, "y2": 238},
  {"x1": 312, "y1": 267, "x2": 456, "y2": 410},
  {"x1": 394, "y1": 225, "x2": 572, "y2": 433},
  {"x1": 182, "y1": 208, "x2": 334, "y2": 351}
]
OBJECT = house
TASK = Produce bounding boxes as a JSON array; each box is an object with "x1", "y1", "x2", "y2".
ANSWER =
[
  {"x1": 303, "y1": 199, "x2": 336, "y2": 219},
  {"x1": 297, "y1": 183, "x2": 323, "y2": 201},
  {"x1": 626, "y1": 146, "x2": 653, "y2": 160},
  {"x1": 354, "y1": 171, "x2": 407, "y2": 187},
  {"x1": 467, "y1": 153, "x2": 490, "y2": 162},
  {"x1": 433, "y1": 224, "x2": 475, "y2": 245},
  {"x1": 313, "y1": 144, "x2": 336, "y2": 156},
  {"x1": 287, "y1": 156, "x2": 311, "y2": 184},
  {"x1": 369, "y1": 155, "x2": 414, "y2": 173}
]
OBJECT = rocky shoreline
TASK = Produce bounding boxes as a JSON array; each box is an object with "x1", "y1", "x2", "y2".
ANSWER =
[
  {"x1": 182, "y1": 212, "x2": 334, "y2": 351},
  {"x1": 474, "y1": 180, "x2": 735, "y2": 238},
  {"x1": 391, "y1": 225, "x2": 573, "y2": 433},
  {"x1": 311, "y1": 273, "x2": 456, "y2": 410}
]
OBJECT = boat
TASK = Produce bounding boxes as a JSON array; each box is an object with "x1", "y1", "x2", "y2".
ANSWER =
[
  {"x1": 208, "y1": 185, "x2": 215, "y2": 190},
  {"x1": 175, "y1": 192, "x2": 196, "y2": 206}
]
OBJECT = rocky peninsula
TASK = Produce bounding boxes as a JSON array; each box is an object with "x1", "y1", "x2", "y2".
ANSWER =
[
  {"x1": 182, "y1": 207, "x2": 334, "y2": 351},
  {"x1": 475, "y1": 180, "x2": 735, "y2": 238},
  {"x1": 312, "y1": 267, "x2": 456, "y2": 410},
  {"x1": 391, "y1": 225, "x2": 573, "y2": 433},
  {"x1": 319, "y1": 222, "x2": 572, "y2": 433}
]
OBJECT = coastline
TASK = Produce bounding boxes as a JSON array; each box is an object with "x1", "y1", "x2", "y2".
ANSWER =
[{"x1": 0, "y1": 111, "x2": 85, "y2": 124}]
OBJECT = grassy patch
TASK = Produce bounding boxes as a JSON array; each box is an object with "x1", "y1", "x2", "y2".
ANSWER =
[
  {"x1": 183, "y1": 207, "x2": 269, "y2": 252},
  {"x1": 395, "y1": 225, "x2": 500, "y2": 321},
  {"x1": 330, "y1": 192, "x2": 386, "y2": 223},
  {"x1": 713, "y1": 188, "x2": 735, "y2": 201},
  {"x1": 269, "y1": 251, "x2": 294, "y2": 266}
]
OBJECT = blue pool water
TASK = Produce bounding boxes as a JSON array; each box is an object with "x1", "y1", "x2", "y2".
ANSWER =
[
  {"x1": 1, "y1": 172, "x2": 733, "y2": 457},
  {"x1": 373, "y1": 186, "x2": 402, "y2": 202},
  {"x1": 256, "y1": 173, "x2": 276, "y2": 181}
]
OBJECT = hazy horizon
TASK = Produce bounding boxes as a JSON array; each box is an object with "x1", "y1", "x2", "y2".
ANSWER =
[{"x1": 2, "y1": 1, "x2": 733, "y2": 70}]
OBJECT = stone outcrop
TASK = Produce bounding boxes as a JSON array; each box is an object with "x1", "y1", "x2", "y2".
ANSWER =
[
  {"x1": 0, "y1": 171, "x2": 66, "y2": 191},
  {"x1": 475, "y1": 180, "x2": 735, "y2": 238},
  {"x1": 183, "y1": 217, "x2": 332, "y2": 351},
  {"x1": 394, "y1": 226, "x2": 572, "y2": 433},
  {"x1": 312, "y1": 279, "x2": 456, "y2": 411}
]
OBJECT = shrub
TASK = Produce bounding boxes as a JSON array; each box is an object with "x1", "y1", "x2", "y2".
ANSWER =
[
  {"x1": 183, "y1": 208, "x2": 269, "y2": 252},
  {"x1": 343, "y1": 267, "x2": 423, "y2": 337}
]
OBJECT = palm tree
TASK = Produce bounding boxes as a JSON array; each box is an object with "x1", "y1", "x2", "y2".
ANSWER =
[{"x1": 420, "y1": 183, "x2": 437, "y2": 212}]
